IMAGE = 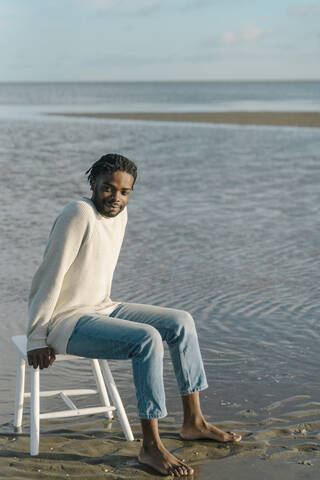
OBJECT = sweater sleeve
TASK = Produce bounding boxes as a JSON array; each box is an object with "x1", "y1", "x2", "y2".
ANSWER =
[{"x1": 27, "y1": 201, "x2": 93, "y2": 352}]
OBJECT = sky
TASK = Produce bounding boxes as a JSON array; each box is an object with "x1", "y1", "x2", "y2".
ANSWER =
[{"x1": 0, "y1": 0, "x2": 319, "y2": 82}]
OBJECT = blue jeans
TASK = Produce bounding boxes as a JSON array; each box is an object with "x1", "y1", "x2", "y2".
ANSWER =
[{"x1": 66, "y1": 303, "x2": 208, "y2": 419}]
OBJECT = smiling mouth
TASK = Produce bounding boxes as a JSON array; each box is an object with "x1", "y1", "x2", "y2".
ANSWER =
[{"x1": 106, "y1": 204, "x2": 121, "y2": 210}]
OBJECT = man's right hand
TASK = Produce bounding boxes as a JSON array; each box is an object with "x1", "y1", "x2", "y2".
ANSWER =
[{"x1": 27, "y1": 347, "x2": 56, "y2": 369}]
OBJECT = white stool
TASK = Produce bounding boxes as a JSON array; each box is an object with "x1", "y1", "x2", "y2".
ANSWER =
[{"x1": 12, "y1": 335, "x2": 134, "y2": 455}]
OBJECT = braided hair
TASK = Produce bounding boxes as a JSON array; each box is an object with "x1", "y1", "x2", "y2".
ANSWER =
[{"x1": 85, "y1": 153, "x2": 137, "y2": 187}]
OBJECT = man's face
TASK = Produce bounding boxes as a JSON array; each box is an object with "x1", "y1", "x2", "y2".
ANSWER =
[{"x1": 91, "y1": 170, "x2": 134, "y2": 218}]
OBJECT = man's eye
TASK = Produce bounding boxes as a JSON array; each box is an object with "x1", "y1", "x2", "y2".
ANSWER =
[{"x1": 121, "y1": 191, "x2": 129, "y2": 196}]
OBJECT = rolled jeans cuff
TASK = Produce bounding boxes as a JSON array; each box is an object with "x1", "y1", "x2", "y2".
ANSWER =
[
  {"x1": 138, "y1": 409, "x2": 168, "y2": 420},
  {"x1": 180, "y1": 383, "x2": 209, "y2": 396}
]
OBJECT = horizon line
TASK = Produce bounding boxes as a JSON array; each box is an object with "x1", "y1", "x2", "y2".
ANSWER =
[{"x1": 0, "y1": 78, "x2": 320, "y2": 84}]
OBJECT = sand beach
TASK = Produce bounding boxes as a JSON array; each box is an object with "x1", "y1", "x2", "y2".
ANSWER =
[
  {"x1": 48, "y1": 111, "x2": 320, "y2": 127},
  {"x1": 1, "y1": 398, "x2": 320, "y2": 480}
]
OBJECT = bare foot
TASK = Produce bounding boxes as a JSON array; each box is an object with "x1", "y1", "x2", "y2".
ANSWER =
[
  {"x1": 138, "y1": 444, "x2": 194, "y2": 477},
  {"x1": 180, "y1": 419, "x2": 242, "y2": 443}
]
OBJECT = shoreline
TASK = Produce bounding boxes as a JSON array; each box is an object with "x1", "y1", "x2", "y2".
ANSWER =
[{"x1": 47, "y1": 111, "x2": 320, "y2": 127}]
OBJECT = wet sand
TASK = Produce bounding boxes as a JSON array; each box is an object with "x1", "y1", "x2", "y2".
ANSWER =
[
  {"x1": 1, "y1": 425, "x2": 319, "y2": 479},
  {"x1": 47, "y1": 111, "x2": 320, "y2": 127},
  {"x1": 1, "y1": 394, "x2": 320, "y2": 479}
]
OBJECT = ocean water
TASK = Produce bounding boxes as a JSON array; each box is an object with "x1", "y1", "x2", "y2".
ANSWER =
[
  {"x1": 1, "y1": 82, "x2": 320, "y2": 461},
  {"x1": 0, "y1": 80, "x2": 320, "y2": 117}
]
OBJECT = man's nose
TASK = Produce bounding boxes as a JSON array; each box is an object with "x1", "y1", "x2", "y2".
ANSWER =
[{"x1": 112, "y1": 191, "x2": 121, "y2": 202}]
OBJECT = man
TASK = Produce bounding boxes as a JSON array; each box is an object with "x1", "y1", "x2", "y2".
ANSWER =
[{"x1": 27, "y1": 153, "x2": 241, "y2": 477}]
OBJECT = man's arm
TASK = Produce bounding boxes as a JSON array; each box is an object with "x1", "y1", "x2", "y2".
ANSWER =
[{"x1": 27, "y1": 202, "x2": 92, "y2": 363}]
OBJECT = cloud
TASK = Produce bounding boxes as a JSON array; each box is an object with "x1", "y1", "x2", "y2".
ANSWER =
[
  {"x1": 220, "y1": 32, "x2": 237, "y2": 45},
  {"x1": 219, "y1": 27, "x2": 263, "y2": 45},
  {"x1": 290, "y1": 3, "x2": 320, "y2": 16},
  {"x1": 242, "y1": 26, "x2": 261, "y2": 41}
]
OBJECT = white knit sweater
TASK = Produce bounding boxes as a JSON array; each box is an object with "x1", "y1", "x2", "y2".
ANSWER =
[{"x1": 27, "y1": 198, "x2": 127, "y2": 354}]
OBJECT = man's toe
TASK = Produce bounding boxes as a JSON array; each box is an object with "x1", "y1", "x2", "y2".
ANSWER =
[{"x1": 228, "y1": 431, "x2": 242, "y2": 442}]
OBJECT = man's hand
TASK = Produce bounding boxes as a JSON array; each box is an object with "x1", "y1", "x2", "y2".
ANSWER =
[{"x1": 27, "y1": 347, "x2": 56, "y2": 369}]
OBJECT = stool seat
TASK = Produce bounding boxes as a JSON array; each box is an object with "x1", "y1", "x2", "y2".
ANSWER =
[
  {"x1": 12, "y1": 335, "x2": 134, "y2": 455},
  {"x1": 12, "y1": 335, "x2": 80, "y2": 362}
]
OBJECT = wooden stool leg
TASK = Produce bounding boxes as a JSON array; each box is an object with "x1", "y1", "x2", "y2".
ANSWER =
[
  {"x1": 14, "y1": 355, "x2": 25, "y2": 428},
  {"x1": 30, "y1": 367, "x2": 40, "y2": 456},
  {"x1": 91, "y1": 359, "x2": 113, "y2": 419},
  {"x1": 100, "y1": 360, "x2": 134, "y2": 441}
]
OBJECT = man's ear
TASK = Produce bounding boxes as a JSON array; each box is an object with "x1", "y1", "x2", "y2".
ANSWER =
[{"x1": 90, "y1": 179, "x2": 95, "y2": 192}]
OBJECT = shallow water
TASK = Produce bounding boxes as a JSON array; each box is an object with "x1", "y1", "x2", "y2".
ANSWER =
[
  {"x1": 1, "y1": 88, "x2": 320, "y2": 475},
  {"x1": 1, "y1": 80, "x2": 320, "y2": 112}
]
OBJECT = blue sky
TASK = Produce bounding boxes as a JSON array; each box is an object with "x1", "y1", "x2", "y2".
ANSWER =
[{"x1": 1, "y1": 0, "x2": 319, "y2": 81}]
